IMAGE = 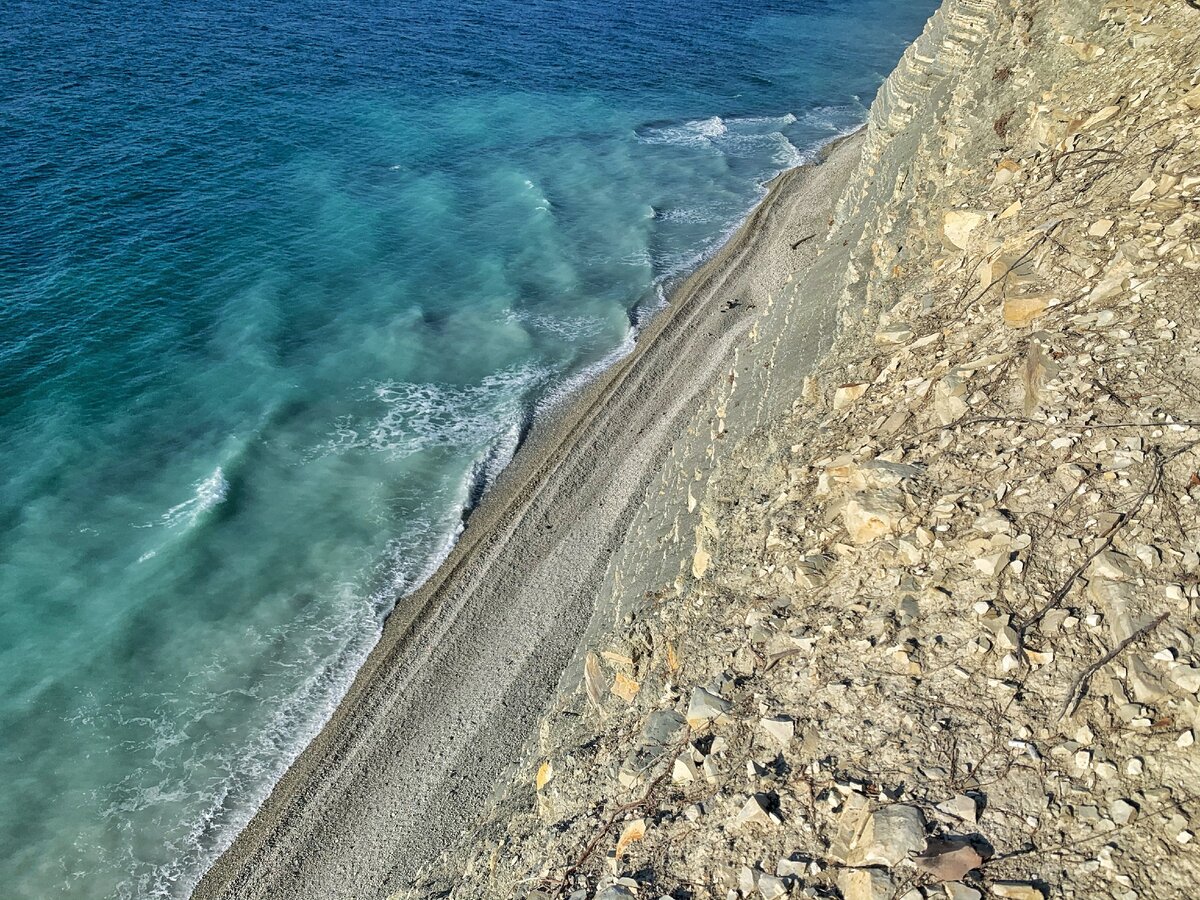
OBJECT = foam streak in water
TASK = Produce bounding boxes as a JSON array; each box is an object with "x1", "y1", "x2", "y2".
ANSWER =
[{"x1": 160, "y1": 467, "x2": 230, "y2": 530}]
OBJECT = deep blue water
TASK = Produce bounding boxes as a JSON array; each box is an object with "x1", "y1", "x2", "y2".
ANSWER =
[{"x1": 0, "y1": 1, "x2": 936, "y2": 896}]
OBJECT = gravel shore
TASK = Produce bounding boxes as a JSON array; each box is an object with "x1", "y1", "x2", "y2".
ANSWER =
[{"x1": 191, "y1": 132, "x2": 867, "y2": 900}]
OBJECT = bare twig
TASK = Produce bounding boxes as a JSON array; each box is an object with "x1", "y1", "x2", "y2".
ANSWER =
[
  {"x1": 1058, "y1": 611, "x2": 1169, "y2": 719},
  {"x1": 1020, "y1": 440, "x2": 1199, "y2": 637},
  {"x1": 546, "y1": 742, "x2": 685, "y2": 896},
  {"x1": 988, "y1": 791, "x2": 1200, "y2": 864}
]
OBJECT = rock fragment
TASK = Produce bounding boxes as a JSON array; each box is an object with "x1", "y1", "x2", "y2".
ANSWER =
[
  {"x1": 734, "y1": 793, "x2": 779, "y2": 829},
  {"x1": 943, "y1": 210, "x2": 986, "y2": 249},
  {"x1": 837, "y1": 867, "x2": 895, "y2": 900},
  {"x1": 843, "y1": 491, "x2": 905, "y2": 544},
  {"x1": 914, "y1": 837, "x2": 983, "y2": 881},
  {"x1": 757, "y1": 873, "x2": 788, "y2": 900},
  {"x1": 1002, "y1": 294, "x2": 1050, "y2": 326},
  {"x1": 685, "y1": 687, "x2": 731, "y2": 727},
  {"x1": 759, "y1": 715, "x2": 795, "y2": 745},
  {"x1": 936, "y1": 794, "x2": 979, "y2": 824},
  {"x1": 991, "y1": 883, "x2": 1046, "y2": 900},
  {"x1": 1110, "y1": 798, "x2": 1138, "y2": 826},
  {"x1": 834, "y1": 382, "x2": 870, "y2": 410},
  {"x1": 849, "y1": 804, "x2": 927, "y2": 867}
]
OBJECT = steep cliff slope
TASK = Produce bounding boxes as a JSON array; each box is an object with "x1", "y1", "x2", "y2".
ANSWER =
[{"x1": 402, "y1": 0, "x2": 1200, "y2": 897}]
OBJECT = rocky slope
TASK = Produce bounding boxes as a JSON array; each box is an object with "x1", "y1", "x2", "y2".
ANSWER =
[{"x1": 399, "y1": 0, "x2": 1200, "y2": 897}]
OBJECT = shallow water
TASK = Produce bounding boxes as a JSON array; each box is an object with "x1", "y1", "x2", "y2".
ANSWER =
[{"x1": 0, "y1": 1, "x2": 937, "y2": 896}]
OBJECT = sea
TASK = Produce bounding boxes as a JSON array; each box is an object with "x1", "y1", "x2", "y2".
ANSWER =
[{"x1": 0, "y1": 1, "x2": 937, "y2": 896}]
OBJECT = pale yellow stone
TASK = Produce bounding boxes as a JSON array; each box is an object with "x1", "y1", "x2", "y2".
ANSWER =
[
  {"x1": 942, "y1": 210, "x2": 986, "y2": 250},
  {"x1": 665, "y1": 642, "x2": 680, "y2": 673},
  {"x1": 1131, "y1": 177, "x2": 1157, "y2": 202},
  {"x1": 992, "y1": 159, "x2": 1021, "y2": 188},
  {"x1": 1026, "y1": 647, "x2": 1055, "y2": 666},
  {"x1": 535, "y1": 760, "x2": 553, "y2": 791},
  {"x1": 843, "y1": 493, "x2": 902, "y2": 544},
  {"x1": 833, "y1": 383, "x2": 869, "y2": 410},
  {"x1": 612, "y1": 672, "x2": 640, "y2": 702},
  {"x1": 1082, "y1": 105, "x2": 1120, "y2": 129},
  {"x1": 584, "y1": 652, "x2": 605, "y2": 711},
  {"x1": 1089, "y1": 219, "x2": 1114, "y2": 237},
  {"x1": 1002, "y1": 294, "x2": 1051, "y2": 326},
  {"x1": 992, "y1": 883, "x2": 1046, "y2": 900}
]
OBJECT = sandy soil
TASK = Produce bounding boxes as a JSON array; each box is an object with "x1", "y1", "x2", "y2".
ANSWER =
[{"x1": 191, "y1": 131, "x2": 867, "y2": 900}]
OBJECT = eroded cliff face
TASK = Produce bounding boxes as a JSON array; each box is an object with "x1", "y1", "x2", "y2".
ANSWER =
[{"x1": 401, "y1": 0, "x2": 1200, "y2": 897}]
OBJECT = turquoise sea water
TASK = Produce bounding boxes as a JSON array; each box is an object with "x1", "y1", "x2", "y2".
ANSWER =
[{"x1": 0, "y1": 2, "x2": 936, "y2": 896}]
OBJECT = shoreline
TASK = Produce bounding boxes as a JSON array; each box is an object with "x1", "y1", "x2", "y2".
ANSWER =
[{"x1": 191, "y1": 128, "x2": 867, "y2": 900}]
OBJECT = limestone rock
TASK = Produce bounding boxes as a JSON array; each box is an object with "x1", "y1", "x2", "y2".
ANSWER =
[
  {"x1": 641, "y1": 709, "x2": 687, "y2": 748},
  {"x1": 849, "y1": 804, "x2": 927, "y2": 867},
  {"x1": 837, "y1": 867, "x2": 895, "y2": 900},
  {"x1": 1002, "y1": 294, "x2": 1050, "y2": 326},
  {"x1": 1111, "y1": 798, "x2": 1138, "y2": 826},
  {"x1": 875, "y1": 325, "x2": 914, "y2": 346},
  {"x1": 1060, "y1": 35, "x2": 1105, "y2": 61},
  {"x1": 686, "y1": 687, "x2": 732, "y2": 727},
  {"x1": 834, "y1": 382, "x2": 870, "y2": 410},
  {"x1": 974, "y1": 551, "x2": 1009, "y2": 578},
  {"x1": 1087, "y1": 256, "x2": 1134, "y2": 303},
  {"x1": 734, "y1": 793, "x2": 779, "y2": 829},
  {"x1": 757, "y1": 873, "x2": 788, "y2": 900},
  {"x1": 943, "y1": 210, "x2": 986, "y2": 250},
  {"x1": 933, "y1": 375, "x2": 968, "y2": 424},
  {"x1": 936, "y1": 794, "x2": 978, "y2": 824},
  {"x1": 760, "y1": 715, "x2": 795, "y2": 745},
  {"x1": 672, "y1": 755, "x2": 699, "y2": 784},
  {"x1": 1088, "y1": 550, "x2": 1134, "y2": 580},
  {"x1": 830, "y1": 792, "x2": 873, "y2": 864},
  {"x1": 843, "y1": 491, "x2": 904, "y2": 544},
  {"x1": 595, "y1": 887, "x2": 636, "y2": 900},
  {"x1": 991, "y1": 884, "x2": 1045, "y2": 900},
  {"x1": 1169, "y1": 666, "x2": 1200, "y2": 694},
  {"x1": 612, "y1": 672, "x2": 640, "y2": 702}
]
